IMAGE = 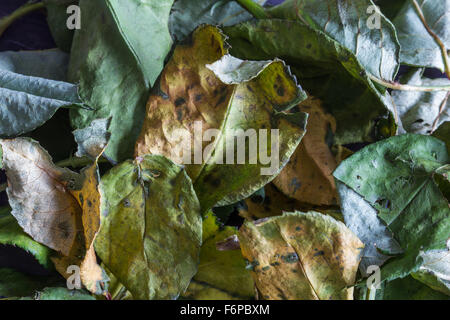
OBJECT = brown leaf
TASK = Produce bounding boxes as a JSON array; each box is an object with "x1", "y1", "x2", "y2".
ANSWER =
[
  {"x1": 273, "y1": 96, "x2": 338, "y2": 205},
  {"x1": 239, "y1": 211, "x2": 363, "y2": 300},
  {"x1": 1, "y1": 137, "x2": 108, "y2": 295},
  {"x1": 0, "y1": 138, "x2": 81, "y2": 256}
]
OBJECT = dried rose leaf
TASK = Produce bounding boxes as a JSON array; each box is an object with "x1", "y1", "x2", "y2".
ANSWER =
[
  {"x1": 135, "y1": 25, "x2": 308, "y2": 212},
  {"x1": 94, "y1": 155, "x2": 202, "y2": 300},
  {"x1": 239, "y1": 211, "x2": 363, "y2": 300},
  {"x1": 0, "y1": 138, "x2": 81, "y2": 256},
  {"x1": 273, "y1": 96, "x2": 339, "y2": 206}
]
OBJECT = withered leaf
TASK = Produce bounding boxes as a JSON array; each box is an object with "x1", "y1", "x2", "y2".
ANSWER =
[
  {"x1": 94, "y1": 155, "x2": 202, "y2": 300},
  {"x1": 0, "y1": 138, "x2": 81, "y2": 256},
  {"x1": 135, "y1": 25, "x2": 308, "y2": 212},
  {"x1": 239, "y1": 211, "x2": 363, "y2": 300},
  {"x1": 183, "y1": 212, "x2": 254, "y2": 300},
  {"x1": 273, "y1": 96, "x2": 338, "y2": 206}
]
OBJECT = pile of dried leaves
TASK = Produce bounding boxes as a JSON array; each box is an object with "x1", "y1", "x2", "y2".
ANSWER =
[{"x1": 0, "y1": 0, "x2": 449, "y2": 300}]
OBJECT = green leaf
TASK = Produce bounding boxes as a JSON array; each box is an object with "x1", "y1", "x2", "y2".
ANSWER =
[
  {"x1": 0, "y1": 49, "x2": 80, "y2": 137},
  {"x1": 0, "y1": 268, "x2": 64, "y2": 299},
  {"x1": 169, "y1": 0, "x2": 255, "y2": 41},
  {"x1": 68, "y1": 0, "x2": 173, "y2": 162},
  {"x1": 94, "y1": 155, "x2": 202, "y2": 300},
  {"x1": 183, "y1": 212, "x2": 254, "y2": 300},
  {"x1": 268, "y1": 0, "x2": 400, "y2": 81},
  {"x1": 393, "y1": 0, "x2": 450, "y2": 73},
  {"x1": 44, "y1": 0, "x2": 78, "y2": 52},
  {"x1": 0, "y1": 208, "x2": 53, "y2": 269},
  {"x1": 393, "y1": 68, "x2": 450, "y2": 134},
  {"x1": 378, "y1": 276, "x2": 450, "y2": 300},
  {"x1": 225, "y1": 19, "x2": 396, "y2": 145},
  {"x1": 334, "y1": 134, "x2": 450, "y2": 282},
  {"x1": 433, "y1": 121, "x2": 450, "y2": 154},
  {"x1": 106, "y1": 0, "x2": 174, "y2": 87},
  {"x1": 239, "y1": 211, "x2": 364, "y2": 300},
  {"x1": 135, "y1": 25, "x2": 308, "y2": 212}
]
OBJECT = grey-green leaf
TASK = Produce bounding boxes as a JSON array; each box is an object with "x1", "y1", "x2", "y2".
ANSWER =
[
  {"x1": 69, "y1": 0, "x2": 174, "y2": 162},
  {"x1": 412, "y1": 247, "x2": 450, "y2": 296},
  {"x1": 334, "y1": 134, "x2": 450, "y2": 283},
  {"x1": 336, "y1": 182, "x2": 402, "y2": 276},
  {"x1": 169, "y1": 0, "x2": 258, "y2": 41},
  {"x1": 106, "y1": 0, "x2": 174, "y2": 87},
  {"x1": 393, "y1": 0, "x2": 450, "y2": 72},
  {"x1": 0, "y1": 50, "x2": 80, "y2": 137},
  {"x1": 225, "y1": 19, "x2": 396, "y2": 145},
  {"x1": 73, "y1": 118, "x2": 111, "y2": 159},
  {"x1": 268, "y1": 0, "x2": 400, "y2": 81},
  {"x1": 393, "y1": 68, "x2": 450, "y2": 135}
]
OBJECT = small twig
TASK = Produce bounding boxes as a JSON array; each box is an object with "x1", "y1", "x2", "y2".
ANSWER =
[
  {"x1": 369, "y1": 74, "x2": 450, "y2": 92},
  {"x1": 234, "y1": 0, "x2": 269, "y2": 19},
  {"x1": 0, "y1": 1, "x2": 45, "y2": 38},
  {"x1": 431, "y1": 91, "x2": 450, "y2": 132},
  {"x1": 411, "y1": 0, "x2": 450, "y2": 79}
]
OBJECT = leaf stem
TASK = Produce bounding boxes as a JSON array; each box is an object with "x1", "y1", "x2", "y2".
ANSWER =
[
  {"x1": 234, "y1": 0, "x2": 269, "y2": 19},
  {"x1": 411, "y1": 0, "x2": 450, "y2": 79},
  {"x1": 0, "y1": 1, "x2": 45, "y2": 38},
  {"x1": 368, "y1": 74, "x2": 450, "y2": 92}
]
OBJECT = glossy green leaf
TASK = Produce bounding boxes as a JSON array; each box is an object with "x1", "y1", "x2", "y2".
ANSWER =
[
  {"x1": 334, "y1": 134, "x2": 450, "y2": 283},
  {"x1": 225, "y1": 19, "x2": 396, "y2": 145},
  {"x1": 0, "y1": 49, "x2": 80, "y2": 137},
  {"x1": 95, "y1": 155, "x2": 202, "y2": 300},
  {"x1": 268, "y1": 0, "x2": 400, "y2": 81},
  {"x1": 394, "y1": 0, "x2": 450, "y2": 72}
]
